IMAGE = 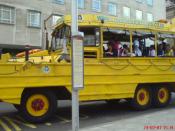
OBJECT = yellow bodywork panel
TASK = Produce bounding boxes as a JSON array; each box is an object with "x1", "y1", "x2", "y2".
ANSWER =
[
  {"x1": 1, "y1": 57, "x2": 175, "y2": 104},
  {"x1": 0, "y1": 53, "x2": 11, "y2": 63},
  {"x1": 0, "y1": 87, "x2": 23, "y2": 104}
]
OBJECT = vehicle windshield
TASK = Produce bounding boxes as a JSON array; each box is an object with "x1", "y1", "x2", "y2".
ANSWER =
[{"x1": 51, "y1": 25, "x2": 71, "y2": 51}]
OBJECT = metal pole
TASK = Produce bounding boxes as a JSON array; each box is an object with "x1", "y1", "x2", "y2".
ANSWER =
[{"x1": 71, "y1": 1, "x2": 79, "y2": 131}]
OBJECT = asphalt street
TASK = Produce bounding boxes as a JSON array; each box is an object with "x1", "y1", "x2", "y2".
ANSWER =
[{"x1": 0, "y1": 94, "x2": 175, "y2": 131}]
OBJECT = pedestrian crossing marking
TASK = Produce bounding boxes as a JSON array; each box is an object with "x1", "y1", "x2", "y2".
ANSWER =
[
  {"x1": 0, "y1": 119, "x2": 12, "y2": 131},
  {"x1": 3, "y1": 117, "x2": 22, "y2": 131},
  {"x1": 15, "y1": 116, "x2": 25, "y2": 122},
  {"x1": 80, "y1": 114, "x2": 89, "y2": 120},
  {"x1": 11, "y1": 118, "x2": 37, "y2": 129},
  {"x1": 0, "y1": 113, "x2": 90, "y2": 130},
  {"x1": 55, "y1": 115, "x2": 71, "y2": 123},
  {"x1": 15, "y1": 116, "x2": 37, "y2": 129},
  {"x1": 45, "y1": 123, "x2": 52, "y2": 126}
]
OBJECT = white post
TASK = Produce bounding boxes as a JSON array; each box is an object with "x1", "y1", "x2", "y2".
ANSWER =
[{"x1": 71, "y1": 1, "x2": 83, "y2": 131}]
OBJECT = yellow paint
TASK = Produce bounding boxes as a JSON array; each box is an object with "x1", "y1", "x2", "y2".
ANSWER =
[
  {"x1": 26, "y1": 94, "x2": 49, "y2": 117},
  {"x1": 3, "y1": 117, "x2": 21, "y2": 131},
  {"x1": 0, "y1": 53, "x2": 11, "y2": 63},
  {"x1": 158, "y1": 88, "x2": 169, "y2": 103},
  {"x1": 0, "y1": 119, "x2": 12, "y2": 131},
  {"x1": 136, "y1": 88, "x2": 150, "y2": 106}
]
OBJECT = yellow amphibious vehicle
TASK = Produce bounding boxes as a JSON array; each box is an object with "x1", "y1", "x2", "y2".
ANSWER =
[{"x1": 0, "y1": 14, "x2": 175, "y2": 122}]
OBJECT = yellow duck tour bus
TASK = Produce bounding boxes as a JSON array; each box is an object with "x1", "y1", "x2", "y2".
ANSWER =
[{"x1": 0, "y1": 14, "x2": 175, "y2": 123}]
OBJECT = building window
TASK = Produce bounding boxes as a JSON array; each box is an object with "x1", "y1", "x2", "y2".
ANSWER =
[
  {"x1": 28, "y1": 10, "x2": 41, "y2": 28},
  {"x1": 108, "y1": 3, "x2": 117, "y2": 16},
  {"x1": 147, "y1": 13, "x2": 153, "y2": 22},
  {"x1": 136, "y1": 10, "x2": 143, "y2": 20},
  {"x1": 53, "y1": 0, "x2": 64, "y2": 4},
  {"x1": 52, "y1": 15, "x2": 62, "y2": 25},
  {"x1": 123, "y1": 7, "x2": 130, "y2": 18},
  {"x1": 0, "y1": 5, "x2": 15, "y2": 24},
  {"x1": 136, "y1": 0, "x2": 143, "y2": 3},
  {"x1": 147, "y1": 0, "x2": 153, "y2": 6},
  {"x1": 78, "y1": 0, "x2": 85, "y2": 9},
  {"x1": 92, "y1": 0, "x2": 101, "y2": 12}
]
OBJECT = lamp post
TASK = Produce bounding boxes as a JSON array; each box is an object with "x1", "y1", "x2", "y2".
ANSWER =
[{"x1": 71, "y1": 0, "x2": 84, "y2": 131}]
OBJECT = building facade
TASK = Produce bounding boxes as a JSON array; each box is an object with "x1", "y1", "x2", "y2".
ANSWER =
[
  {"x1": 0, "y1": 0, "x2": 166, "y2": 53},
  {"x1": 166, "y1": 0, "x2": 175, "y2": 19}
]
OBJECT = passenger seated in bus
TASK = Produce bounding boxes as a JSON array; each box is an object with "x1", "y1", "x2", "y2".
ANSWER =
[
  {"x1": 164, "y1": 44, "x2": 174, "y2": 57},
  {"x1": 173, "y1": 46, "x2": 175, "y2": 56},
  {"x1": 133, "y1": 42, "x2": 142, "y2": 56},
  {"x1": 111, "y1": 39, "x2": 121, "y2": 57},
  {"x1": 148, "y1": 45, "x2": 156, "y2": 57},
  {"x1": 139, "y1": 43, "x2": 146, "y2": 56},
  {"x1": 133, "y1": 38, "x2": 139, "y2": 47},
  {"x1": 105, "y1": 42, "x2": 113, "y2": 57},
  {"x1": 121, "y1": 44, "x2": 130, "y2": 56},
  {"x1": 158, "y1": 44, "x2": 164, "y2": 56}
]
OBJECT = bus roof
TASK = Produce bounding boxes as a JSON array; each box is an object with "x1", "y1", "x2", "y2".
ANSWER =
[{"x1": 54, "y1": 14, "x2": 175, "y2": 34}]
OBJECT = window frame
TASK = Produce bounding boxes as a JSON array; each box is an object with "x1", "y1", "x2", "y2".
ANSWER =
[
  {"x1": 101, "y1": 27, "x2": 163, "y2": 58},
  {"x1": 147, "y1": 0, "x2": 153, "y2": 6},
  {"x1": 27, "y1": 10, "x2": 41, "y2": 28},
  {"x1": 136, "y1": 0, "x2": 143, "y2": 3},
  {"x1": 92, "y1": 0, "x2": 101, "y2": 12},
  {"x1": 147, "y1": 13, "x2": 153, "y2": 22},
  {"x1": 79, "y1": 26, "x2": 101, "y2": 47},
  {"x1": 101, "y1": 27, "x2": 132, "y2": 58},
  {"x1": 123, "y1": 6, "x2": 131, "y2": 19},
  {"x1": 108, "y1": 2, "x2": 117, "y2": 16},
  {"x1": 53, "y1": 0, "x2": 64, "y2": 5},
  {"x1": 78, "y1": 0, "x2": 85, "y2": 9},
  {"x1": 157, "y1": 32, "x2": 175, "y2": 57},
  {"x1": 0, "y1": 5, "x2": 15, "y2": 25},
  {"x1": 136, "y1": 10, "x2": 143, "y2": 20}
]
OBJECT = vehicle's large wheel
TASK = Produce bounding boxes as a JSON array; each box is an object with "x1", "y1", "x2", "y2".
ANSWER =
[
  {"x1": 130, "y1": 86, "x2": 152, "y2": 110},
  {"x1": 152, "y1": 87, "x2": 171, "y2": 108},
  {"x1": 20, "y1": 90, "x2": 57, "y2": 123}
]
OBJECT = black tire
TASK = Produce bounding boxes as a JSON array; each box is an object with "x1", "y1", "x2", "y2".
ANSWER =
[
  {"x1": 130, "y1": 87, "x2": 152, "y2": 110},
  {"x1": 13, "y1": 104, "x2": 21, "y2": 111},
  {"x1": 152, "y1": 87, "x2": 171, "y2": 108},
  {"x1": 20, "y1": 90, "x2": 57, "y2": 123}
]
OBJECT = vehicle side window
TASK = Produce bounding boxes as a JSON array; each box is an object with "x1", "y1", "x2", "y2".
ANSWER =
[
  {"x1": 157, "y1": 33, "x2": 175, "y2": 57},
  {"x1": 79, "y1": 27, "x2": 100, "y2": 47},
  {"x1": 132, "y1": 31, "x2": 155, "y2": 57},
  {"x1": 103, "y1": 28, "x2": 131, "y2": 57}
]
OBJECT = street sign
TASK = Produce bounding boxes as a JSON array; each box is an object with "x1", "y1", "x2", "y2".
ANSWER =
[{"x1": 72, "y1": 35, "x2": 84, "y2": 89}]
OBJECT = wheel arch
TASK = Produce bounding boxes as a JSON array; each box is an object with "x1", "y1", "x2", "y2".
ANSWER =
[
  {"x1": 22, "y1": 86, "x2": 71, "y2": 102},
  {"x1": 136, "y1": 83, "x2": 174, "y2": 92}
]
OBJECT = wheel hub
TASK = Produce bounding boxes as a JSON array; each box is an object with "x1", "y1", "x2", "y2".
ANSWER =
[
  {"x1": 159, "y1": 91, "x2": 165, "y2": 99},
  {"x1": 139, "y1": 93, "x2": 145, "y2": 101},
  {"x1": 31, "y1": 99, "x2": 45, "y2": 111}
]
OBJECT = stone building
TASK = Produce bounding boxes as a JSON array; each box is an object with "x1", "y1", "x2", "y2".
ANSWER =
[
  {"x1": 0, "y1": 0, "x2": 166, "y2": 53},
  {"x1": 166, "y1": 0, "x2": 175, "y2": 19}
]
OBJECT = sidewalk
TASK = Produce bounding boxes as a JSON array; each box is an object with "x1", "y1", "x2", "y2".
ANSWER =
[{"x1": 80, "y1": 108, "x2": 175, "y2": 131}]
